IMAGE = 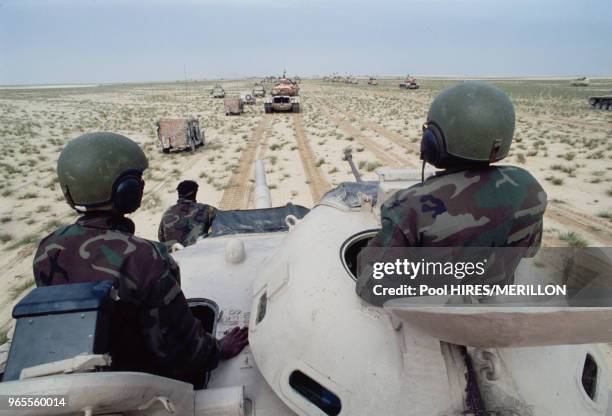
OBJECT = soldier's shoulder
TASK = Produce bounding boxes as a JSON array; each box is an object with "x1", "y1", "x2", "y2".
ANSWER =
[
  {"x1": 196, "y1": 202, "x2": 215, "y2": 211},
  {"x1": 131, "y1": 234, "x2": 173, "y2": 260},
  {"x1": 37, "y1": 222, "x2": 83, "y2": 247},
  {"x1": 162, "y1": 202, "x2": 180, "y2": 214},
  {"x1": 380, "y1": 172, "x2": 447, "y2": 212},
  {"x1": 494, "y1": 165, "x2": 543, "y2": 186}
]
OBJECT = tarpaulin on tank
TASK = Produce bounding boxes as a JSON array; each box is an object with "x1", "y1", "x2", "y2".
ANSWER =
[
  {"x1": 319, "y1": 181, "x2": 378, "y2": 209},
  {"x1": 208, "y1": 203, "x2": 310, "y2": 237}
]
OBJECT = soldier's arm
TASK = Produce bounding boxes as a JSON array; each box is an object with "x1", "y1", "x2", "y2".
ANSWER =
[
  {"x1": 139, "y1": 268, "x2": 221, "y2": 376},
  {"x1": 367, "y1": 201, "x2": 416, "y2": 248}
]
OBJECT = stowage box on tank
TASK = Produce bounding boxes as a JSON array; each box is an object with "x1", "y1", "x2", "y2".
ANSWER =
[{"x1": 3, "y1": 281, "x2": 113, "y2": 381}]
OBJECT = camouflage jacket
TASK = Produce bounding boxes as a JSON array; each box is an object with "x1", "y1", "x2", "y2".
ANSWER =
[
  {"x1": 33, "y1": 212, "x2": 220, "y2": 384},
  {"x1": 158, "y1": 199, "x2": 217, "y2": 248},
  {"x1": 357, "y1": 165, "x2": 547, "y2": 304}
]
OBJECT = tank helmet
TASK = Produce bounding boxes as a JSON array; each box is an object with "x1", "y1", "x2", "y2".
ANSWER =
[
  {"x1": 177, "y1": 180, "x2": 198, "y2": 199},
  {"x1": 420, "y1": 81, "x2": 515, "y2": 169},
  {"x1": 57, "y1": 132, "x2": 148, "y2": 213}
]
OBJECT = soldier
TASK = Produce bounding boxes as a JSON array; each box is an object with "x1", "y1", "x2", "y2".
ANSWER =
[
  {"x1": 158, "y1": 180, "x2": 217, "y2": 248},
  {"x1": 33, "y1": 132, "x2": 248, "y2": 387},
  {"x1": 356, "y1": 81, "x2": 547, "y2": 305}
]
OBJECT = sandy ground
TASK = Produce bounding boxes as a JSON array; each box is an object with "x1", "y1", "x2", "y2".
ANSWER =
[{"x1": 0, "y1": 77, "x2": 611, "y2": 343}]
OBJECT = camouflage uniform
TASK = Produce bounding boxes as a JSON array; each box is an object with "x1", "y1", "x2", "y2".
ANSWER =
[
  {"x1": 158, "y1": 198, "x2": 217, "y2": 247},
  {"x1": 33, "y1": 212, "x2": 220, "y2": 385},
  {"x1": 357, "y1": 165, "x2": 547, "y2": 305}
]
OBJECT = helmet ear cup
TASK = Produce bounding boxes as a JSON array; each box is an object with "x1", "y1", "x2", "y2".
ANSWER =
[
  {"x1": 420, "y1": 127, "x2": 442, "y2": 166},
  {"x1": 113, "y1": 176, "x2": 144, "y2": 214}
]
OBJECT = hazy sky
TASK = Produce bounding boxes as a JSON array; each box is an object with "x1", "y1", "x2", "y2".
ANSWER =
[{"x1": 1, "y1": 0, "x2": 611, "y2": 85}]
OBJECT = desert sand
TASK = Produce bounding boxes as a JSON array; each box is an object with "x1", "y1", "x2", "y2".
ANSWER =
[{"x1": 0, "y1": 77, "x2": 611, "y2": 340}]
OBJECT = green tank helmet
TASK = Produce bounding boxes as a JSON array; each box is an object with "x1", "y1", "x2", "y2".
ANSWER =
[
  {"x1": 425, "y1": 81, "x2": 515, "y2": 165},
  {"x1": 57, "y1": 132, "x2": 148, "y2": 212}
]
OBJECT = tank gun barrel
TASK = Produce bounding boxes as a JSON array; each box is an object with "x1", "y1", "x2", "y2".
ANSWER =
[
  {"x1": 254, "y1": 160, "x2": 272, "y2": 208},
  {"x1": 343, "y1": 149, "x2": 362, "y2": 182}
]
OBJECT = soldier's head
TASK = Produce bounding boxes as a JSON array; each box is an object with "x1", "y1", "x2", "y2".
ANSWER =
[
  {"x1": 177, "y1": 180, "x2": 198, "y2": 201},
  {"x1": 420, "y1": 81, "x2": 515, "y2": 170},
  {"x1": 57, "y1": 132, "x2": 148, "y2": 214}
]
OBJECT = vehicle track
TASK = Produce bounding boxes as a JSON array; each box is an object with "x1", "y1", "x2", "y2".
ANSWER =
[
  {"x1": 313, "y1": 98, "x2": 406, "y2": 168},
  {"x1": 546, "y1": 202, "x2": 612, "y2": 246},
  {"x1": 292, "y1": 113, "x2": 330, "y2": 203},
  {"x1": 219, "y1": 116, "x2": 268, "y2": 210},
  {"x1": 320, "y1": 100, "x2": 420, "y2": 168},
  {"x1": 528, "y1": 115, "x2": 612, "y2": 132}
]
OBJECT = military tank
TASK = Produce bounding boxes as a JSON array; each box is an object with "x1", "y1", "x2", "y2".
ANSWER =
[
  {"x1": 589, "y1": 96, "x2": 612, "y2": 110},
  {"x1": 2, "y1": 154, "x2": 612, "y2": 415},
  {"x1": 399, "y1": 75, "x2": 419, "y2": 89},
  {"x1": 212, "y1": 84, "x2": 225, "y2": 98},
  {"x1": 367, "y1": 77, "x2": 378, "y2": 86},
  {"x1": 252, "y1": 83, "x2": 266, "y2": 98},
  {"x1": 264, "y1": 73, "x2": 300, "y2": 113},
  {"x1": 571, "y1": 77, "x2": 590, "y2": 87}
]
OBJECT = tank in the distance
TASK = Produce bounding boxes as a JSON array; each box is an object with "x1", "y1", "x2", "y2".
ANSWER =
[
  {"x1": 265, "y1": 71, "x2": 300, "y2": 113},
  {"x1": 571, "y1": 76, "x2": 590, "y2": 87}
]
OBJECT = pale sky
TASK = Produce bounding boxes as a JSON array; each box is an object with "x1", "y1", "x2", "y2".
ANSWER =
[{"x1": 0, "y1": 0, "x2": 611, "y2": 85}]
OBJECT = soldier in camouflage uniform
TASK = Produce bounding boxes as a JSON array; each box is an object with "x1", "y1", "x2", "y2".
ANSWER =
[
  {"x1": 357, "y1": 81, "x2": 547, "y2": 305},
  {"x1": 158, "y1": 180, "x2": 217, "y2": 248},
  {"x1": 33, "y1": 132, "x2": 248, "y2": 387}
]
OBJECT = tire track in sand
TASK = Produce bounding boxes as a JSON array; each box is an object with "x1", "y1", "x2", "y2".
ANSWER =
[
  {"x1": 292, "y1": 113, "x2": 330, "y2": 203},
  {"x1": 313, "y1": 98, "x2": 406, "y2": 168},
  {"x1": 547, "y1": 202, "x2": 612, "y2": 246},
  {"x1": 219, "y1": 116, "x2": 269, "y2": 210}
]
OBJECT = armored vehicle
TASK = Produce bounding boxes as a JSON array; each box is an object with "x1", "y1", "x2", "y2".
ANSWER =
[
  {"x1": 224, "y1": 97, "x2": 244, "y2": 115},
  {"x1": 399, "y1": 75, "x2": 419, "y2": 89},
  {"x1": 241, "y1": 91, "x2": 256, "y2": 105},
  {"x1": 252, "y1": 84, "x2": 266, "y2": 97},
  {"x1": 212, "y1": 84, "x2": 225, "y2": 98},
  {"x1": 2, "y1": 158, "x2": 612, "y2": 415},
  {"x1": 266, "y1": 74, "x2": 300, "y2": 113},
  {"x1": 571, "y1": 77, "x2": 590, "y2": 87},
  {"x1": 264, "y1": 95, "x2": 300, "y2": 113},
  {"x1": 156, "y1": 118, "x2": 204, "y2": 153},
  {"x1": 367, "y1": 77, "x2": 378, "y2": 85}
]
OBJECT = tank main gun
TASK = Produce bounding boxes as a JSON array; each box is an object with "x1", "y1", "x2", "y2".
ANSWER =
[{"x1": 254, "y1": 160, "x2": 272, "y2": 208}]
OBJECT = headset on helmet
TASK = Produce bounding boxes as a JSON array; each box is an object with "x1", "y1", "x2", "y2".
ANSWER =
[
  {"x1": 420, "y1": 121, "x2": 447, "y2": 168},
  {"x1": 112, "y1": 171, "x2": 145, "y2": 214}
]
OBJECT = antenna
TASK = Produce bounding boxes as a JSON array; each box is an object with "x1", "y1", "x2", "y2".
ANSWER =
[{"x1": 184, "y1": 64, "x2": 189, "y2": 118}]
